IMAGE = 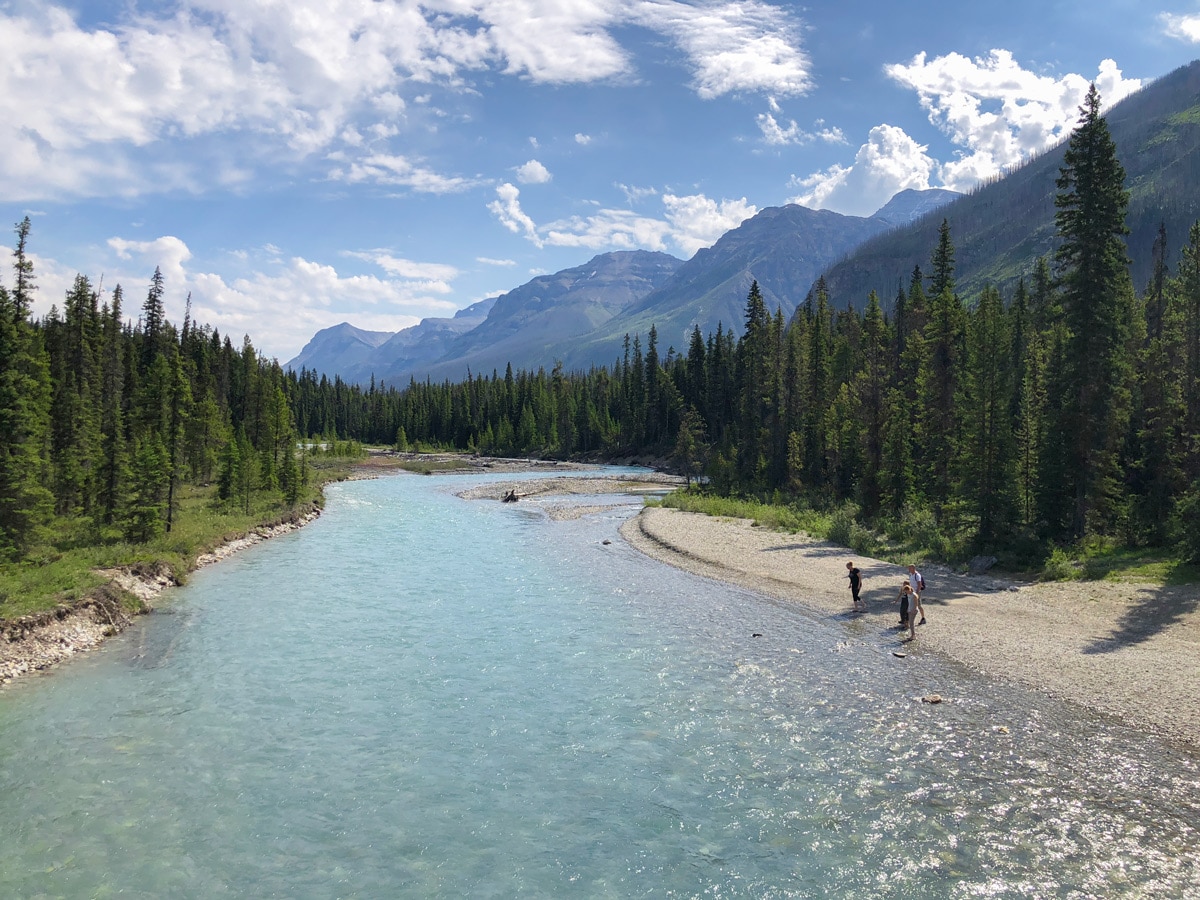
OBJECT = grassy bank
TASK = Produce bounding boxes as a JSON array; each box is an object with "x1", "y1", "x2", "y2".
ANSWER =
[
  {"x1": 657, "y1": 489, "x2": 1200, "y2": 584},
  {"x1": 0, "y1": 458, "x2": 361, "y2": 622}
]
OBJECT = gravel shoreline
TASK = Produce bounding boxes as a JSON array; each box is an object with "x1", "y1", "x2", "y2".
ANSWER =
[{"x1": 620, "y1": 506, "x2": 1200, "y2": 748}]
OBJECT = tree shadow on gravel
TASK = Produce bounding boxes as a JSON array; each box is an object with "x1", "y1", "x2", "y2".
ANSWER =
[{"x1": 1083, "y1": 580, "x2": 1200, "y2": 654}]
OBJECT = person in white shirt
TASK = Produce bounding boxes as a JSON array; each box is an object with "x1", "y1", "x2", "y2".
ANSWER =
[{"x1": 907, "y1": 564, "x2": 926, "y2": 626}]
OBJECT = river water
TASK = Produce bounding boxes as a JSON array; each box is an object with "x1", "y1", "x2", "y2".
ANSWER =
[{"x1": 2, "y1": 470, "x2": 1198, "y2": 898}]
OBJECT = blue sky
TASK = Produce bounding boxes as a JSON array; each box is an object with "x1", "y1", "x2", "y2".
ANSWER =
[{"x1": 4, "y1": 0, "x2": 1200, "y2": 361}]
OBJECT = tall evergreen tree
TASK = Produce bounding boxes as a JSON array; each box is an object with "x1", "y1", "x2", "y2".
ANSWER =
[
  {"x1": 97, "y1": 286, "x2": 128, "y2": 525},
  {"x1": 959, "y1": 285, "x2": 1016, "y2": 545},
  {"x1": 1051, "y1": 83, "x2": 1135, "y2": 538}
]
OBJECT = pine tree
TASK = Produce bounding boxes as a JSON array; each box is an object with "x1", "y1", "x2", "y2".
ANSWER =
[
  {"x1": 802, "y1": 280, "x2": 833, "y2": 491},
  {"x1": 915, "y1": 224, "x2": 965, "y2": 519},
  {"x1": 736, "y1": 281, "x2": 771, "y2": 487},
  {"x1": 97, "y1": 286, "x2": 128, "y2": 525},
  {"x1": 1052, "y1": 83, "x2": 1135, "y2": 537},
  {"x1": 959, "y1": 285, "x2": 1016, "y2": 545},
  {"x1": 1178, "y1": 221, "x2": 1200, "y2": 483},
  {"x1": 124, "y1": 434, "x2": 168, "y2": 543},
  {"x1": 855, "y1": 291, "x2": 889, "y2": 517},
  {"x1": 0, "y1": 285, "x2": 54, "y2": 555}
]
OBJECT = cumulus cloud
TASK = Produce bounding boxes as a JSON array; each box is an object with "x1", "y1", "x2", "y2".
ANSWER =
[
  {"x1": 488, "y1": 183, "x2": 755, "y2": 256},
  {"x1": 0, "y1": 1, "x2": 811, "y2": 200},
  {"x1": 515, "y1": 159, "x2": 552, "y2": 184},
  {"x1": 661, "y1": 194, "x2": 757, "y2": 255},
  {"x1": 575, "y1": 133, "x2": 593, "y2": 145},
  {"x1": 86, "y1": 234, "x2": 461, "y2": 358},
  {"x1": 797, "y1": 51, "x2": 1144, "y2": 216},
  {"x1": 108, "y1": 236, "x2": 195, "y2": 290},
  {"x1": 1162, "y1": 12, "x2": 1200, "y2": 42},
  {"x1": 885, "y1": 50, "x2": 1141, "y2": 190},
  {"x1": 791, "y1": 125, "x2": 938, "y2": 217}
]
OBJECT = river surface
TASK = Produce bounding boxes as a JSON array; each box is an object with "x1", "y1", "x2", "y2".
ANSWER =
[{"x1": 2, "y1": 470, "x2": 1199, "y2": 898}]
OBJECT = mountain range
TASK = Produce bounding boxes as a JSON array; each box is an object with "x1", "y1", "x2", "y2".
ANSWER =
[
  {"x1": 287, "y1": 187, "x2": 957, "y2": 383},
  {"x1": 287, "y1": 59, "x2": 1200, "y2": 386}
]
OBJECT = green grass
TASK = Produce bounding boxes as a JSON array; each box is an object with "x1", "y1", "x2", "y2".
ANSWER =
[
  {"x1": 1046, "y1": 541, "x2": 1200, "y2": 585},
  {"x1": 0, "y1": 461, "x2": 359, "y2": 622},
  {"x1": 654, "y1": 489, "x2": 1199, "y2": 585},
  {"x1": 656, "y1": 490, "x2": 831, "y2": 535}
]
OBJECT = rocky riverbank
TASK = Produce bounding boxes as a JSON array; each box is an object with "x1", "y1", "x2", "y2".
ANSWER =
[
  {"x1": 0, "y1": 509, "x2": 321, "y2": 685},
  {"x1": 621, "y1": 506, "x2": 1200, "y2": 748}
]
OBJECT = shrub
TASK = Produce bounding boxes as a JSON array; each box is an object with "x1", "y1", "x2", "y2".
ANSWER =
[
  {"x1": 1041, "y1": 546, "x2": 1082, "y2": 581},
  {"x1": 827, "y1": 506, "x2": 855, "y2": 547}
]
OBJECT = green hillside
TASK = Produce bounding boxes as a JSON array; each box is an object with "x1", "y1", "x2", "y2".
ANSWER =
[{"x1": 820, "y1": 60, "x2": 1200, "y2": 307}]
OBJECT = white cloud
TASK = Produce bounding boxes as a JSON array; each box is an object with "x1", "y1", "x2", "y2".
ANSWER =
[
  {"x1": 488, "y1": 184, "x2": 755, "y2": 256},
  {"x1": 326, "y1": 153, "x2": 475, "y2": 192},
  {"x1": 661, "y1": 194, "x2": 757, "y2": 255},
  {"x1": 541, "y1": 209, "x2": 677, "y2": 252},
  {"x1": 1162, "y1": 12, "x2": 1200, "y2": 42},
  {"x1": 187, "y1": 258, "x2": 457, "y2": 358},
  {"x1": 632, "y1": 0, "x2": 811, "y2": 99},
  {"x1": 757, "y1": 112, "x2": 847, "y2": 147},
  {"x1": 108, "y1": 236, "x2": 194, "y2": 290},
  {"x1": 488, "y1": 183, "x2": 542, "y2": 245},
  {"x1": 791, "y1": 124, "x2": 937, "y2": 217},
  {"x1": 4, "y1": 233, "x2": 469, "y2": 359},
  {"x1": 796, "y1": 51, "x2": 1144, "y2": 216},
  {"x1": 515, "y1": 159, "x2": 552, "y2": 184},
  {"x1": 616, "y1": 183, "x2": 659, "y2": 204},
  {"x1": 0, "y1": 1, "x2": 814, "y2": 200},
  {"x1": 575, "y1": 133, "x2": 593, "y2": 145},
  {"x1": 343, "y1": 251, "x2": 459, "y2": 287},
  {"x1": 885, "y1": 50, "x2": 1141, "y2": 190},
  {"x1": 477, "y1": 256, "x2": 517, "y2": 266}
]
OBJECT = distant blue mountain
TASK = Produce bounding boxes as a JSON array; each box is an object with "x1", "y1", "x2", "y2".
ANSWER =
[{"x1": 286, "y1": 188, "x2": 960, "y2": 383}]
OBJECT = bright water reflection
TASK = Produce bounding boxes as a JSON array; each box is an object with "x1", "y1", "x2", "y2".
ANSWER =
[{"x1": 2, "y1": 470, "x2": 1198, "y2": 898}]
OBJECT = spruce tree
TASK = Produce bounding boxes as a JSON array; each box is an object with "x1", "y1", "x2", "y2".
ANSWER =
[
  {"x1": 97, "y1": 286, "x2": 128, "y2": 525},
  {"x1": 855, "y1": 291, "x2": 889, "y2": 517},
  {"x1": 960, "y1": 285, "x2": 1016, "y2": 545},
  {"x1": 1052, "y1": 83, "x2": 1135, "y2": 537}
]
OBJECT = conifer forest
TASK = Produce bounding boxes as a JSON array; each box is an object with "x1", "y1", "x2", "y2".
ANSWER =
[{"x1": 3, "y1": 88, "x2": 1200, "y2": 569}]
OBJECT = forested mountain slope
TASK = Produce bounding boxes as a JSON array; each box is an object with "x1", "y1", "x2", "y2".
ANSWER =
[{"x1": 818, "y1": 60, "x2": 1200, "y2": 307}]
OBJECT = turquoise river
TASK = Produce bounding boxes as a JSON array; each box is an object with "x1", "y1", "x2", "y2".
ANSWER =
[{"x1": 2, "y1": 469, "x2": 1199, "y2": 898}]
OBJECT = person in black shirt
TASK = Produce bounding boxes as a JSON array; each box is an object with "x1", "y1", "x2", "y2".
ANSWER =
[{"x1": 846, "y1": 561, "x2": 864, "y2": 611}]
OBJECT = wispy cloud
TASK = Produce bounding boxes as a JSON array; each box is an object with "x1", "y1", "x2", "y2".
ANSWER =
[
  {"x1": 325, "y1": 153, "x2": 477, "y2": 192},
  {"x1": 757, "y1": 111, "x2": 847, "y2": 147},
  {"x1": 488, "y1": 183, "x2": 542, "y2": 245},
  {"x1": 487, "y1": 183, "x2": 755, "y2": 256}
]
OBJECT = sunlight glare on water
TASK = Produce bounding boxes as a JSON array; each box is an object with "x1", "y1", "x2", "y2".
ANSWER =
[{"x1": 1, "y1": 470, "x2": 1198, "y2": 898}]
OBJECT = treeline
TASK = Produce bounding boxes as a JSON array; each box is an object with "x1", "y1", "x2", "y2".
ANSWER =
[
  {"x1": 281, "y1": 86, "x2": 1200, "y2": 563},
  {"x1": 4, "y1": 86, "x2": 1199, "y2": 568},
  {"x1": 0, "y1": 220, "x2": 309, "y2": 560}
]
